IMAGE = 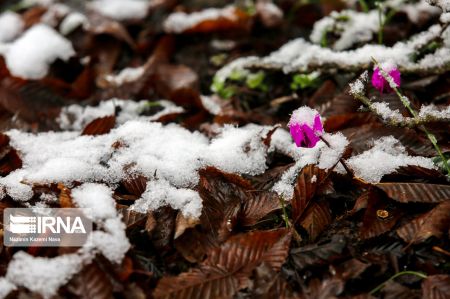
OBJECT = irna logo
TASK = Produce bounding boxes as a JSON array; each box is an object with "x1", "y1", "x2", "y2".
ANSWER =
[
  {"x1": 4, "y1": 208, "x2": 92, "y2": 247},
  {"x1": 9, "y1": 214, "x2": 86, "y2": 234}
]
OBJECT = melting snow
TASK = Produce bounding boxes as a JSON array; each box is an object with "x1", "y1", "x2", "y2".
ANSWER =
[
  {"x1": 346, "y1": 136, "x2": 436, "y2": 183},
  {"x1": 163, "y1": 5, "x2": 239, "y2": 33},
  {"x1": 57, "y1": 99, "x2": 184, "y2": 131},
  {"x1": 1, "y1": 24, "x2": 75, "y2": 79},
  {"x1": 0, "y1": 12, "x2": 24, "y2": 43},
  {"x1": 89, "y1": 0, "x2": 151, "y2": 21}
]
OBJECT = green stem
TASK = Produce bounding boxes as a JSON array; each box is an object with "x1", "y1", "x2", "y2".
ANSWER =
[
  {"x1": 369, "y1": 271, "x2": 428, "y2": 295},
  {"x1": 358, "y1": 0, "x2": 369, "y2": 12},
  {"x1": 279, "y1": 197, "x2": 290, "y2": 228},
  {"x1": 377, "y1": 2, "x2": 384, "y2": 44},
  {"x1": 372, "y1": 58, "x2": 450, "y2": 175}
]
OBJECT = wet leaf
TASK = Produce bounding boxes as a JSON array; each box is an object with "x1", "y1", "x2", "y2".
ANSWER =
[
  {"x1": 174, "y1": 212, "x2": 200, "y2": 239},
  {"x1": 81, "y1": 115, "x2": 116, "y2": 136},
  {"x1": 397, "y1": 201, "x2": 450, "y2": 244},
  {"x1": 291, "y1": 235, "x2": 347, "y2": 268},
  {"x1": 58, "y1": 183, "x2": 73, "y2": 208},
  {"x1": 122, "y1": 175, "x2": 147, "y2": 197},
  {"x1": 331, "y1": 258, "x2": 369, "y2": 281},
  {"x1": 154, "y1": 229, "x2": 291, "y2": 299},
  {"x1": 292, "y1": 165, "x2": 329, "y2": 222},
  {"x1": 68, "y1": 261, "x2": 113, "y2": 299},
  {"x1": 0, "y1": 149, "x2": 22, "y2": 176},
  {"x1": 175, "y1": 167, "x2": 251, "y2": 262},
  {"x1": 239, "y1": 191, "x2": 281, "y2": 227},
  {"x1": 375, "y1": 183, "x2": 450, "y2": 203},
  {"x1": 422, "y1": 274, "x2": 450, "y2": 299},
  {"x1": 299, "y1": 201, "x2": 332, "y2": 241},
  {"x1": 300, "y1": 277, "x2": 344, "y2": 299},
  {"x1": 360, "y1": 189, "x2": 402, "y2": 239}
]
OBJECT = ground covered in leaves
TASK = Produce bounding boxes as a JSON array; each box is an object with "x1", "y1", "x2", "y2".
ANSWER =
[{"x1": 0, "y1": 0, "x2": 449, "y2": 298}]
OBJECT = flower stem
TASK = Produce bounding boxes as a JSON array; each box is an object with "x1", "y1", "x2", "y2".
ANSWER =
[
  {"x1": 372, "y1": 58, "x2": 450, "y2": 175},
  {"x1": 377, "y1": 2, "x2": 384, "y2": 44},
  {"x1": 358, "y1": 0, "x2": 369, "y2": 12},
  {"x1": 369, "y1": 271, "x2": 428, "y2": 295},
  {"x1": 320, "y1": 136, "x2": 353, "y2": 177},
  {"x1": 279, "y1": 197, "x2": 290, "y2": 228}
]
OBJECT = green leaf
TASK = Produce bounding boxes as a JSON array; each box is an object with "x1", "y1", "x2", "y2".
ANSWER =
[
  {"x1": 245, "y1": 71, "x2": 268, "y2": 92},
  {"x1": 290, "y1": 72, "x2": 320, "y2": 90},
  {"x1": 211, "y1": 77, "x2": 235, "y2": 99}
]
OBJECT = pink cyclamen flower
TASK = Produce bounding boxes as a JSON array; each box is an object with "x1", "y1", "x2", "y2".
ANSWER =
[
  {"x1": 371, "y1": 63, "x2": 401, "y2": 93},
  {"x1": 288, "y1": 106, "x2": 324, "y2": 148}
]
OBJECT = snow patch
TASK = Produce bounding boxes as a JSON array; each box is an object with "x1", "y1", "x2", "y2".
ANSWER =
[
  {"x1": 89, "y1": 0, "x2": 151, "y2": 21},
  {"x1": 57, "y1": 99, "x2": 184, "y2": 131},
  {"x1": 346, "y1": 136, "x2": 436, "y2": 183},
  {"x1": 164, "y1": 5, "x2": 239, "y2": 33},
  {"x1": 0, "y1": 12, "x2": 24, "y2": 43},
  {"x1": 1, "y1": 24, "x2": 75, "y2": 79}
]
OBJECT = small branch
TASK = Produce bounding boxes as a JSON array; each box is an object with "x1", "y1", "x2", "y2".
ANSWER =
[
  {"x1": 372, "y1": 58, "x2": 450, "y2": 175},
  {"x1": 352, "y1": 93, "x2": 449, "y2": 128}
]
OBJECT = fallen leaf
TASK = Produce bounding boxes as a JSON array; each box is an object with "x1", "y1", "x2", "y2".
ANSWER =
[
  {"x1": 375, "y1": 183, "x2": 450, "y2": 203},
  {"x1": 422, "y1": 274, "x2": 450, "y2": 299},
  {"x1": 82, "y1": 115, "x2": 116, "y2": 136},
  {"x1": 397, "y1": 201, "x2": 450, "y2": 244},
  {"x1": 154, "y1": 229, "x2": 291, "y2": 299}
]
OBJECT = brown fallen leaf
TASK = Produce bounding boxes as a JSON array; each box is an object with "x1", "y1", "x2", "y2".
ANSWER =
[
  {"x1": 292, "y1": 164, "x2": 329, "y2": 222},
  {"x1": 421, "y1": 274, "x2": 450, "y2": 299},
  {"x1": 81, "y1": 115, "x2": 116, "y2": 136},
  {"x1": 154, "y1": 229, "x2": 291, "y2": 299},
  {"x1": 299, "y1": 201, "x2": 332, "y2": 241},
  {"x1": 174, "y1": 212, "x2": 200, "y2": 239},
  {"x1": 375, "y1": 183, "x2": 450, "y2": 203},
  {"x1": 360, "y1": 188, "x2": 402, "y2": 239},
  {"x1": 122, "y1": 174, "x2": 147, "y2": 197},
  {"x1": 67, "y1": 260, "x2": 113, "y2": 299},
  {"x1": 0, "y1": 149, "x2": 22, "y2": 176},
  {"x1": 58, "y1": 183, "x2": 73, "y2": 208},
  {"x1": 397, "y1": 201, "x2": 450, "y2": 244}
]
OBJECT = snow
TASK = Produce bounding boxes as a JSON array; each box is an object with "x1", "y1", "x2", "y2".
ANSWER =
[
  {"x1": 41, "y1": 3, "x2": 70, "y2": 26},
  {"x1": 349, "y1": 71, "x2": 368, "y2": 95},
  {"x1": 371, "y1": 102, "x2": 405, "y2": 122},
  {"x1": 216, "y1": 23, "x2": 450, "y2": 78},
  {"x1": 346, "y1": 136, "x2": 436, "y2": 183},
  {"x1": 310, "y1": 10, "x2": 379, "y2": 51},
  {"x1": 89, "y1": 0, "x2": 151, "y2": 21},
  {"x1": 441, "y1": 11, "x2": 450, "y2": 21},
  {"x1": 0, "y1": 279, "x2": 16, "y2": 298},
  {"x1": 427, "y1": 0, "x2": 450, "y2": 11},
  {"x1": 310, "y1": 0, "x2": 439, "y2": 49},
  {"x1": 104, "y1": 66, "x2": 145, "y2": 86},
  {"x1": 163, "y1": 5, "x2": 239, "y2": 33},
  {"x1": 0, "y1": 121, "x2": 277, "y2": 217},
  {"x1": 270, "y1": 130, "x2": 349, "y2": 198},
  {"x1": 1, "y1": 24, "x2": 75, "y2": 79},
  {"x1": 200, "y1": 95, "x2": 223, "y2": 115},
  {"x1": 60, "y1": 12, "x2": 88, "y2": 35},
  {"x1": 57, "y1": 99, "x2": 184, "y2": 131},
  {"x1": 131, "y1": 180, "x2": 202, "y2": 218},
  {"x1": 288, "y1": 106, "x2": 321, "y2": 127},
  {"x1": 0, "y1": 12, "x2": 24, "y2": 43},
  {"x1": 5, "y1": 252, "x2": 84, "y2": 299},
  {"x1": 0, "y1": 181, "x2": 130, "y2": 298},
  {"x1": 72, "y1": 183, "x2": 117, "y2": 221},
  {"x1": 418, "y1": 104, "x2": 450, "y2": 119}
]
